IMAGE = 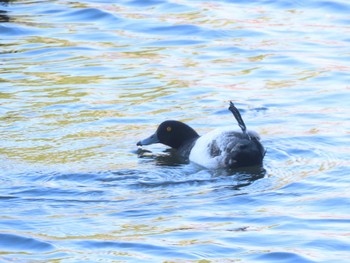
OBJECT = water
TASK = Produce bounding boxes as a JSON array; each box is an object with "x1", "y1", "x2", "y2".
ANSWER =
[{"x1": 1, "y1": 0, "x2": 350, "y2": 262}]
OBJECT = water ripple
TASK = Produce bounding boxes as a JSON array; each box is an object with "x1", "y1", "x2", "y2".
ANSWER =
[
  {"x1": 1, "y1": 0, "x2": 350, "y2": 262},
  {"x1": 0, "y1": 233, "x2": 55, "y2": 252}
]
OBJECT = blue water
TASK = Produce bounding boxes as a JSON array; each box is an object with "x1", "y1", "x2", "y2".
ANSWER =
[{"x1": 1, "y1": 0, "x2": 350, "y2": 262}]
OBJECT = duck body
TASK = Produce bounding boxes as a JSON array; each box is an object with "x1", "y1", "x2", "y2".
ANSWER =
[
  {"x1": 189, "y1": 128, "x2": 264, "y2": 169},
  {"x1": 137, "y1": 102, "x2": 265, "y2": 169}
]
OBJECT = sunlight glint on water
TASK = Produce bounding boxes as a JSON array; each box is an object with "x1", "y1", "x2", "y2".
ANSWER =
[{"x1": 0, "y1": 0, "x2": 349, "y2": 262}]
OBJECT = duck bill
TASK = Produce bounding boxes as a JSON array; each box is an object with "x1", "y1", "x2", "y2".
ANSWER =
[{"x1": 137, "y1": 133, "x2": 160, "y2": 146}]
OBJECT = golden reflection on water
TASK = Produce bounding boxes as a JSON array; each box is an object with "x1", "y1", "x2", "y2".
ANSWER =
[
  {"x1": 1, "y1": 2, "x2": 349, "y2": 262},
  {"x1": 1, "y1": 0, "x2": 348, "y2": 176}
]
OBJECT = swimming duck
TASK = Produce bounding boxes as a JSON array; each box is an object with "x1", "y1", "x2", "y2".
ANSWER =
[{"x1": 137, "y1": 102, "x2": 265, "y2": 169}]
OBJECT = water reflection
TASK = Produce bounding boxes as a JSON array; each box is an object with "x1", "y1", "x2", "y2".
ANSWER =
[
  {"x1": 226, "y1": 167, "x2": 266, "y2": 190},
  {"x1": 136, "y1": 146, "x2": 266, "y2": 191},
  {"x1": 0, "y1": 0, "x2": 11, "y2": 5},
  {"x1": 0, "y1": 10, "x2": 9, "y2": 22},
  {"x1": 0, "y1": 0, "x2": 10, "y2": 23},
  {"x1": 1, "y1": 0, "x2": 350, "y2": 262},
  {"x1": 137, "y1": 148, "x2": 189, "y2": 167}
]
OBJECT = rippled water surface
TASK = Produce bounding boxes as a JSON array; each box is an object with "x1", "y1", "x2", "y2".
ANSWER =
[{"x1": 1, "y1": 0, "x2": 350, "y2": 262}]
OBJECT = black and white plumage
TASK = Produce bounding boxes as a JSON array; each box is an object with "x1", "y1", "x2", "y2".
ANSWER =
[{"x1": 137, "y1": 102, "x2": 265, "y2": 169}]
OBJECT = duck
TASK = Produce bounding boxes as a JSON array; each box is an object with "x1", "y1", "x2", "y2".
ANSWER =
[{"x1": 136, "y1": 102, "x2": 265, "y2": 169}]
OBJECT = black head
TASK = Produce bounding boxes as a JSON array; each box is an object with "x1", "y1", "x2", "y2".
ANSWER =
[
  {"x1": 157, "y1": 120, "x2": 199, "y2": 149},
  {"x1": 137, "y1": 120, "x2": 199, "y2": 149}
]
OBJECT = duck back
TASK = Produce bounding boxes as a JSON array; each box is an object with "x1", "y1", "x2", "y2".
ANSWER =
[{"x1": 189, "y1": 129, "x2": 264, "y2": 169}]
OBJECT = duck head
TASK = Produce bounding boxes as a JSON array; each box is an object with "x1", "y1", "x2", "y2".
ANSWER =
[{"x1": 137, "y1": 120, "x2": 199, "y2": 149}]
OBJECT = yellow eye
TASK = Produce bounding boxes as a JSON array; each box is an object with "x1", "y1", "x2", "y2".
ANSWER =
[{"x1": 167, "y1": 126, "x2": 172, "y2": 132}]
